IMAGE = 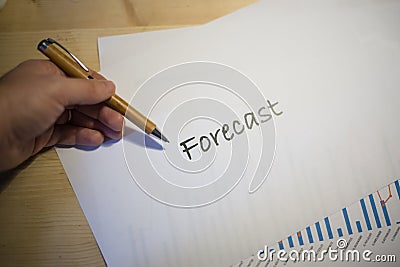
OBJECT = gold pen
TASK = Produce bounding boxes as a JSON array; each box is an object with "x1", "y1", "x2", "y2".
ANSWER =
[{"x1": 37, "y1": 38, "x2": 169, "y2": 143}]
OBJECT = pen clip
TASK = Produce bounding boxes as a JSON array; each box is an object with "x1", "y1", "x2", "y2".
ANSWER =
[{"x1": 46, "y1": 38, "x2": 89, "y2": 72}]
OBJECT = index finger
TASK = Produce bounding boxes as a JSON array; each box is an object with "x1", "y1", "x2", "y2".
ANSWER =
[
  {"x1": 53, "y1": 76, "x2": 116, "y2": 107},
  {"x1": 89, "y1": 70, "x2": 108, "y2": 81}
]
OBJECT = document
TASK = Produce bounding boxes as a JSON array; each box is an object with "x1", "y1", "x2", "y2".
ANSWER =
[
  {"x1": 238, "y1": 179, "x2": 400, "y2": 266},
  {"x1": 58, "y1": 0, "x2": 400, "y2": 266}
]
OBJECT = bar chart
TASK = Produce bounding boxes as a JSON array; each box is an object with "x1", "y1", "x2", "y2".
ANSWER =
[
  {"x1": 235, "y1": 179, "x2": 400, "y2": 267},
  {"x1": 273, "y1": 179, "x2": 400, "y2": 250}
]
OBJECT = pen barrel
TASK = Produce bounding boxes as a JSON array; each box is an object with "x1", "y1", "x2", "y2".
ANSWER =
[
  {"x1": 107, "y1": 95, "x2": 156, "y2": 134},
  {"x1": 40, "y1": 44, "x2": 88, "y2": 79},
  {"x1": 38, "y1": 40, "x2": 157, "y2": 135}
]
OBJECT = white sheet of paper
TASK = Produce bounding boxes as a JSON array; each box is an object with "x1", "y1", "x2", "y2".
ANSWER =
[{"x1": 58, "y1": 0, "x2": 400, "y2": 266}]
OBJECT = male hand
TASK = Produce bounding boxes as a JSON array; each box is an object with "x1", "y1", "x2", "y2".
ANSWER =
[{"x1": 0, "y1": 60, "x2": 124, "y2": 171}]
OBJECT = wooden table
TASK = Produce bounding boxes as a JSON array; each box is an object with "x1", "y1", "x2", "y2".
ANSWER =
[{"x1": 0, "y1": 1, "x2": 256, "y2": 266}]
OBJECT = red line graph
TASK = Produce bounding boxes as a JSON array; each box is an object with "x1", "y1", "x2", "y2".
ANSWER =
[{"x1": 377, "y1": 185, "x2": 392, "y2": 207}]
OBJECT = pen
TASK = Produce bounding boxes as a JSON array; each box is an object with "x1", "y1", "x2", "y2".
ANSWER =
[{"x1": 37, "y1": 38, "x2": 169, "y2": 143}]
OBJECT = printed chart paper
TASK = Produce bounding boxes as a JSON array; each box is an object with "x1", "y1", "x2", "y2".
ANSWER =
[{"x1": 57, "y1": 0, "x2": 400, "y2": 266}]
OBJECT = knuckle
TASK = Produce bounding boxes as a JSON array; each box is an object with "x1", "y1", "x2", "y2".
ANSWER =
[
  {"x1": 40, "y1": 60, "x2": 61, "y2": 75},
  {"x1": 18, "y1": 59, "x2": 61, "y2": 75},
  {"x1": 17, "y1": 59, "x2": 38, "y2": 69}
]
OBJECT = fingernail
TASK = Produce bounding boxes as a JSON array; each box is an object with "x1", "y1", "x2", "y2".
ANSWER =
[{"x1": 102, "y1": 80, "x2": 115, "y2": 93}]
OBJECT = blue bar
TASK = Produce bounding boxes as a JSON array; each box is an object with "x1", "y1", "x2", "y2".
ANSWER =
[
  {"x1": 315, "y1": 222, "x2": 323, "y2": 241},
  {"x1": 342, "y1": 208, "x2": 353, "y2": 235},
  {"x1": 278, "y1": 241, "x2": 284, "y2": 250},
  {"x1": 337, "y1": 228, "x2": 343, "y2": 237},
  {"x1": 324, "y1": 217, "x2": 333, "y2": 239},
  {"x1": 381, "y1": 201, "x2": 391, "y2": 226},
  {"x1": 360, "y1": 198, "x2": 372, "y2": 231},
  {"x1": 356, "y1": 221, "x2": 362, "y2": 233},
  {"x1": 395, "y1": 180, "x2": 400, "y2": 200},
  {"x1": 288, "y1": 236, "x2": 294, "y2": 248},
  {"x1": 397, "y1": 222, "x2": 400, "y2": 225},
  {"x1": 297, "y1": 232, "x2": 304, "y2": 246},
  {"x1": 369, "y1": 194, "x2": 382, "y2": 228},
  {"x1": 306, "y1": 226, "x2": 314, "y2": 244}
]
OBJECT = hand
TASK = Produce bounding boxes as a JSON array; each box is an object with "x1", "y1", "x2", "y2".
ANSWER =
[{"x1": 0, "y1": 60, "x2": 124, "y2": 171}]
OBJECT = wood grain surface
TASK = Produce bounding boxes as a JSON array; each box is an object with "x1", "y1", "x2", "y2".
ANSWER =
[{"x1": 0, "y1": 0, "x2": 256, "y2": 266}]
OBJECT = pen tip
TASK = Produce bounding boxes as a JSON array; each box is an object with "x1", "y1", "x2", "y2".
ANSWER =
[{"x1": 152, "y1": 128, "x2": 170, "y2": 143}]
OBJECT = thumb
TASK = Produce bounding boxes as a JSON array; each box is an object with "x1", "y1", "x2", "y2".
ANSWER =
[{"x1": 54, "y1": 77, "x2": 116, "y2": 107}]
